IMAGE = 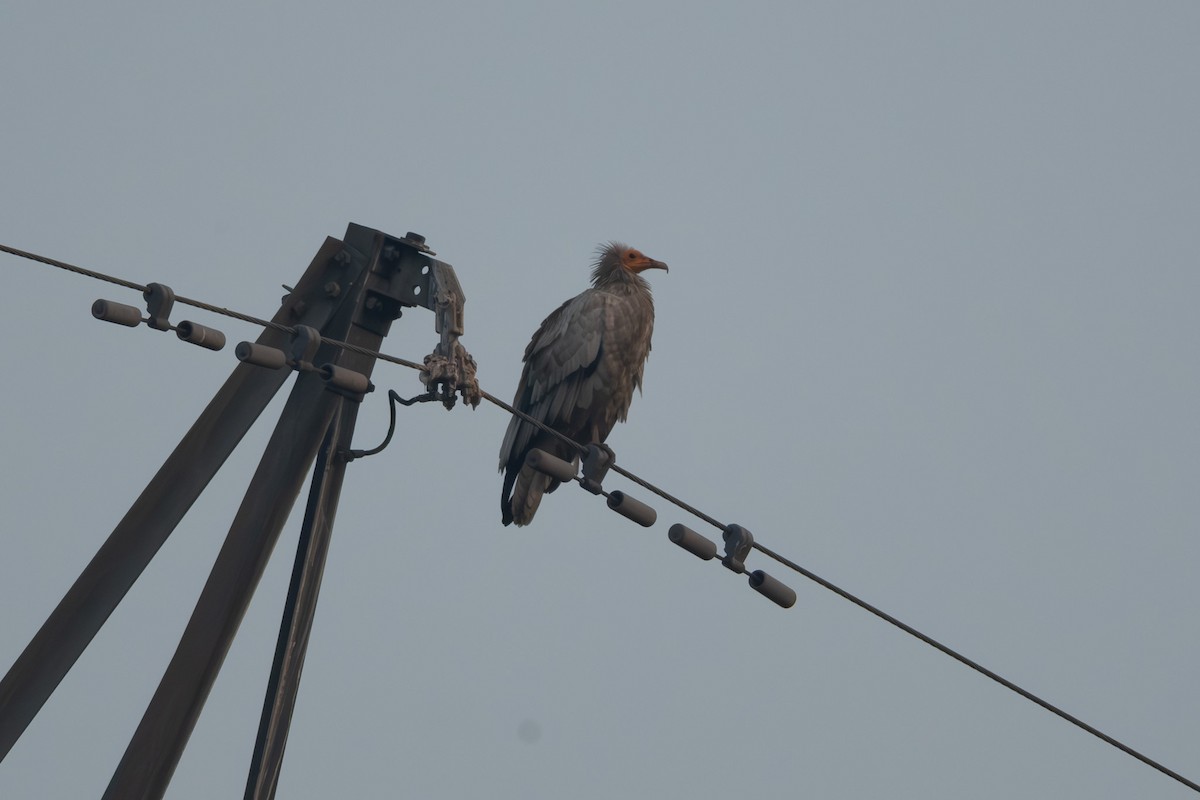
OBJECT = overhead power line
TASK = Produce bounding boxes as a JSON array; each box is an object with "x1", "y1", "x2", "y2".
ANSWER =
[
  {"x1": 4, "y1": 241, "x2": 1197, "y2": 795},
  {"x1": 0, "y1": 243, "x2": 426, "y2": 372}
]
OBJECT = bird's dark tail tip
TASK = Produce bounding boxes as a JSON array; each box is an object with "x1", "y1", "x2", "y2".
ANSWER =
[{"x1": 501, "y1": 470, "x2": 516, "y2": 526}]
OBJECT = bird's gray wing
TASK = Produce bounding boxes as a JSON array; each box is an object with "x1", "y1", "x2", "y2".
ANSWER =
[{"x1": 498, "y1": 290, "x2": 608, "y2": 470}]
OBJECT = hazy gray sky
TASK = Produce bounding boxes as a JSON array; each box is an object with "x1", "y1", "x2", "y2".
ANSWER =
[{"x1": 2, "y1": 2, "x2": 1199, "y2": 798}]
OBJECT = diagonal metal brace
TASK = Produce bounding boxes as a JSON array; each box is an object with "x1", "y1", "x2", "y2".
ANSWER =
[{"x1": 0, "y1": 237, "x2": 350, "y2": 765}]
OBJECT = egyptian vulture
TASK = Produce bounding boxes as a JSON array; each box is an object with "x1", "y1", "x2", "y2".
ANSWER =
[{"x1": 499, "y1": 242, "x2": 668, "y2": 526}]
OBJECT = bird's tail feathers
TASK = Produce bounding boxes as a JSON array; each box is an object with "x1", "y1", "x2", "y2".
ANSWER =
[
  {"x1": 501, "y1": 467, "x2": 518, "y2": 526},
  {"x1": 508, "y1": 464, "x2": 554, "y2": 527}
]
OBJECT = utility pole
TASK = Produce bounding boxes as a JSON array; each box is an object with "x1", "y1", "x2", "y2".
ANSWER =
[{"x1": 0, "y1": 224, "x2": 477, "y2": 800}]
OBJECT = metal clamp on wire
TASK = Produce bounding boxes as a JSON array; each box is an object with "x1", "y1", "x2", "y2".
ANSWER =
[
  {"x1": 722, "y1": 524, "x2": 754, "y2": 574},
  {"x1": 144, "y1": 283, "x2": 175, "y2": 331},
  {"x1": 580, "y1": 444, "x2": 614, "y2": 495},
  {"x1": 414, "y1": 256, "x2": 481, "y2": 410},
  {"x1": 289, "y1": 325, "x2": 321, "y2": 369},
  {"x1": 422, "y1": 341, "x2": 480, "y2": 410},
  {"x1": 91, "y1": 281, "x2": 225, "y2": 351}
]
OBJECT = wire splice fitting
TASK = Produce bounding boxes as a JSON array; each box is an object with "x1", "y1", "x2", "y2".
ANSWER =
[
  {"x1": 749, "y1": 570, "x2": 797, "y2": 609},
  {"x1": 668, "y1": 523, "x2": 717, "y2": 560},
  {"x1": 722, "y1": 524, "x2": 754, "y2": 574},
  {"x1": 525, "y1": 449, "x2": 577, "y2": 483},
  {"x1": 606, "y1": 491, "x2": 656, "y2": 527}
]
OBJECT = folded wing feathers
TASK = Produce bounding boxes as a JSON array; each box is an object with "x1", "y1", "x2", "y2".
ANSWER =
[
  {"x1": 499, "y1": 291, "x2": 609, "y2": 471},
  {"x1": 499, "y1": 273, "x2": 655, "y2": 525}
]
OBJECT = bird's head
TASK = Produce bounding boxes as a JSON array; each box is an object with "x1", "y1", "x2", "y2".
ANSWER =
[
  {"x1": 617, "y1": 245, "x2": 669, "y2": 274},
  {"x1": 592, "y1": 242, "x2": 669, "y2": 286}
]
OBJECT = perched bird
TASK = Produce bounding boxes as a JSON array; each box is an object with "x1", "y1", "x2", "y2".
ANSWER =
[{"x1": 499, "y1": 242, "x2": 668, "y2": 526}]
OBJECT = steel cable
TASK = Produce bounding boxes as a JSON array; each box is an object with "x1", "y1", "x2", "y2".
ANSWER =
[{"x1": 5, "y1": 241, "x2": 1197, "y2": 794}]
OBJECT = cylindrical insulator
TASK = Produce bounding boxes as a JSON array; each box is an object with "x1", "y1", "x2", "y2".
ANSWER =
[
  {"x1": 320, "y1": 363, "x2": 371, "y2": 394},
  {"x1": 749, "y1": 570, "x2": 797, "y2": 609},
  {"x1": 668, "y1": 524, "x2": 717, "y2": 560},
  {"x1": 92, "y1": 299, "x2": 142, "y2": 327},
  {"x1": 235, "y1": 342, "x2": 288, "y2": 369},
  {"x1": 606, "y1": 491, "x2": 656, "y2": 527},
  {"x1": 526, "y1": 449, "x2": 577, "y2": 482},
  {"x1": 175, "y1": 321, "x2": 226, "y2": 351}
]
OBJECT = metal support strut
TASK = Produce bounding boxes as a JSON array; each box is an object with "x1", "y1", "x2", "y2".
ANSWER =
[{"x1": 0, "y1": 224, "x2": 477, "y2": 800}]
